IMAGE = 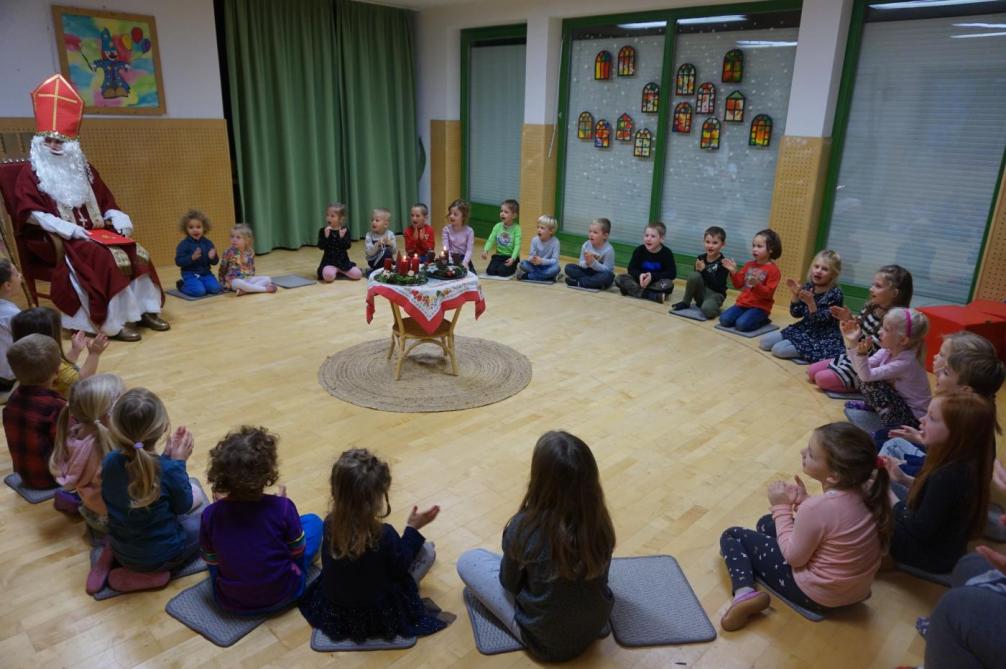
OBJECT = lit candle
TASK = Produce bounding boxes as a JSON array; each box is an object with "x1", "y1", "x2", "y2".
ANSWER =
[
  {"x1": 411, "y1": 253, "x2": 420, "y2": 272},
  {"x1": 383, "y1": 257, "x2": 393, "y2": 271},
  {"x1": 397, "y1": 252, "x2": 408, "y2": 275}
]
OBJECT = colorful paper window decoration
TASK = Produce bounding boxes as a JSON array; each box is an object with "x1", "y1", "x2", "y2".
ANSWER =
[
  {"x1": 641, "y1": 82, "x2": 659, "y2": 113},
  {"x1": 696, "y1": 83, "x2": 716, "y2": 114},
  {"x1": 749, "y1": 114, "x2": 773, "y2": 147},
  {"x1": 594, "y1": 119, "x2": 612, "y2": 148},
  {"x1": 617, "y1": 46, "x2": 636, "y2": 77},
  {"x1": 700, "y1": 118, "x2": 721, "y2": 150},
  {"x1": 722, "y1": 49, "x2": 744, "y2": 83},
  {"x1": 675, "y1": 63, "x2": 696, "y2": 95},
  {"x1": 577, "y1": 112, "x2": 594, "y2": 140},
  {"x1": 595, "y1": 51, "x2": 612, "y2": 80},
  {"x1": 672, "y1": 102, "x2": 693, "y2": 134},
  {"x1": 724, "y1": 91, "x2": 746, "y2": 123},
  {"x1": 615, "y1": 113, "x2": 634, "y2": 141},
  {"x1": 633, "y1": 129, "x2": 653, "y2": 158}
]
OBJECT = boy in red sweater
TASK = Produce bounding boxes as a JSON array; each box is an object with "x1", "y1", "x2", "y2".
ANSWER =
[
  {"x1": 404, "y1": 203, "x2": 435, "y2": 263},
  {"x1": 719, "y1": 228, "x2": 782, "y2": 332}
]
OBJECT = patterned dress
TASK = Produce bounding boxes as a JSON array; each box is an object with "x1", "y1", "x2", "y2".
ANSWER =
[
  {"x1": 217, "y1": 246, "x2": 256, "y2": 291},
  {"x1": 780, "y1": 284, "x2": 845, "y2": 362}
]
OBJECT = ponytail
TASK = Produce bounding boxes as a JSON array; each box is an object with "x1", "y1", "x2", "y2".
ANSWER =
[
  {"x1": 49, "y1": 373, "x2": 124, "y2": 479},
  {"x1": 123, "y1": 444, "x2": 161, "y2": 508},
  {"x1": 49, "y1": 405, "x2": 73, "y2": 478},
  {"x1": 862, "y1": 461, "x2": 892, "y2": 551},
  {"x1": 109, "y1": 387, "x2": 169, "y2": 508}
]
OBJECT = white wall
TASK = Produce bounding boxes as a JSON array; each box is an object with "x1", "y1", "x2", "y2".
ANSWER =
[{"x1": 0, "y1": 0, "x2": 223, "y2": 119}]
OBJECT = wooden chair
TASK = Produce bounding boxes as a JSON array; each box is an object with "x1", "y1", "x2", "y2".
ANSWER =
[
  {"x1": 0, "y1": 159, "x2": 63, "y2": 306},
  {"x1": 386, "y1": 305, "x2": 461, "y2": 381}
]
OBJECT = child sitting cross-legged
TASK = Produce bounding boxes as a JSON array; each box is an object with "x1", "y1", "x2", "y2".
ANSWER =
[
  {"x1": 564, "y1": 218, "x2": 615, "y2": 290},
  {"x1": 718, "y1": 422, "x2": 889, "y2": 631},
  {"x1": 12, "y1": 307, "x2": 109, "y2": 398},
  {"x1": 759, "y1": 250, "x2": 844, "y2": 361},
  {"x1": 404, "y1": 203, "x2": 435, "y2": 263},
  {"x1": 317, "y1": 203, "x2": 362, "y2": 282},
  {"x1": 481, "y1": 199, "x2": 521, "y2": 277},
  {"x1": 841, "y1": 307, "x2": 930, "y2": 429},
  {"x1": 298, "y1": 448, "x2": 446, "y2": 643},
  {"x1": 200, "y1": 426, "x2": 323, "y2": 613},
  {"x1": 3, "y1": 334, "x2": 65, "y2": 490},
  {"x1": 517, "y1": 215, "x2": 560, "y2": 282},
  {"x1": 614, "y1": 221, "x2": 677, "y2": 304},
  {"x1": 218, "y1": 224, "x2": 276, "y2": 295},
  {"x1": 365, "y1": 208, "x2": 397, "y2": 276},
  {"x1": 671, "y1": 226, "x2": 729, "y2": 318}
]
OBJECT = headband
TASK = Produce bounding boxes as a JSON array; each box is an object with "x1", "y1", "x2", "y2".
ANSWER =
[{"x1": 904, "y1": 308, "x2": 912, "y2": 338}]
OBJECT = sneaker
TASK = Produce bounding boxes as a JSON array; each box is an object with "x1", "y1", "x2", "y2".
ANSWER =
[
  {"x1": 617, "y1": 284, "x2": 628, "y2": 296},
  {"x1": 565, "y1": 277, "x2": 579, "y2": 287},
  {"x1": 845, "y1": 400, "x2": 870, "y2": 411},
  {"x1": 720, "y1": 591, "x2": 770, "y2": 632},
  {"x1": 643, "y1": 290, "x2": 665, "y2": 304},
  {"x1": 670, "y1": 301, "x2": 690, "y2": 312}
]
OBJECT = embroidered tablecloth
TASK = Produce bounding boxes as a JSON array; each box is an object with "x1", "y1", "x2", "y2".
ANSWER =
[{"x1": 365, "y1": 271, "x2": 486, "y2": 334}]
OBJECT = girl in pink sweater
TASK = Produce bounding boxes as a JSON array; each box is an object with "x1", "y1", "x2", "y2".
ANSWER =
[
  {"x1": 48, "y1": 373, "x2": 124, "y2": 538},
  {"x1": 718, "y1": 422, "x2": 891, "y2": 631}
]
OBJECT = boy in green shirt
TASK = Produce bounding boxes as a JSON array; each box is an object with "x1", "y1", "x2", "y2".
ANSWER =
[{"x1": 482, "y1": 199, "x2": 521, "y2": 278}]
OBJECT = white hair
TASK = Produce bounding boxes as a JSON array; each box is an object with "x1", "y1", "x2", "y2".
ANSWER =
[{"x1": 29, "y1": 135, "x2": 93, "y2": 207}]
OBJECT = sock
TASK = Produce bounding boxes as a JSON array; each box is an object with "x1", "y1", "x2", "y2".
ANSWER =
[{"x1": 733, "y1": 586, "x2": 755, "y2": 600}]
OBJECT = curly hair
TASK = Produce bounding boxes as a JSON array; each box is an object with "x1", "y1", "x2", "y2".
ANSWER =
[
  {"x1": 179, "y1": 209, "x2": 211, "y2": 234},
  {"x1": 206, "y1": 426, "x2": 280, "y2": 501}
]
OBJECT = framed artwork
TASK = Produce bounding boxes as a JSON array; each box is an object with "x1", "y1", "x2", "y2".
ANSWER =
[
  {"x1": 700, "y1": 118, "x2": 721, "y2": 150},
  {"x1": 749, "y1": 114, "x2": 773, "y2": 147},
  {"x1": 617, "y1": 46, "x2": 636, "y2": 77},
  {"x1": 594, "y1": 119, "x2": 612, "y2": 148},
  {"x1": 615, "y1": 113, "x2": 634, "y2": 141},
  {"x1": 722, "y1": 49, "x2": 744, "y2": 83},
  {"x1": 577, "y1": 111, "x2": 595, "y2": 140},
  {"x1": 641, "y1": 82, "x2": 660, "y2": 113},
  {"x1": 595, "y1": 50, "x2": 612, "y2": 80},
  {"x1": 725, "y1": 91, "x2": 746, "y2": 123},
  {"x1": 52, "y1": 5, "x2": 166, "y2": 115},
  {"x1": 696, "y1": 83, "x2": 716, "y2": 115},
  {"x1": 672, "y1": 102, "x2": 693, "y2": 133},
  {"x1": 675, "y1": 63, "x2": 696, "y2": 96},
  {"x1": 633, "y1": 129, "x2": 653, "y2": 158}
]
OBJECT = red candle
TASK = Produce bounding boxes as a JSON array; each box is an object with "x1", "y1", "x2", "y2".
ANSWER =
[
  {"x1": 397, "y1": 253, "x2": 408, "y2": 275},
  {"x1": 383, "y1": 257, "x2": 393, "y2": 271},
  {"x1": 411, "y1": 253, "x2": 420, "y2": 272}
]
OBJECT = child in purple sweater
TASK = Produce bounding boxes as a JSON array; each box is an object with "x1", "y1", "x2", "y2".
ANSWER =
[{"x1": 200, "y1": 427, "x2": 322, "y2": 613}]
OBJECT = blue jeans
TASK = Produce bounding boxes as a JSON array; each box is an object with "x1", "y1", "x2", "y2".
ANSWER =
[
  {"x1": 519, "y1": 260, "x2": 559, "y2": 282},
  {"x1": 925, "y1": 554, "x2": 1006, "y2": 669},
  {"x1": 719, "y1": 304, "x2": 769, "y2": 332},
  {"x1": 209, "y1": 513, "x2": 323, "y2": 615},
  {"x1": 565, "y1": 264, "x2": 614, "y2": 289},
  {"x1": 180, "y1": 272, "x2": 222, "y2": 297}
]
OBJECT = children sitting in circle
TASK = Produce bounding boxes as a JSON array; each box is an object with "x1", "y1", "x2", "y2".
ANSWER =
[
  {"x1": 174, "y1": 210, "x2": 222, "y2": 298},
  {"x1": 0, "y1": 258, "x2": 23, "y2": 394},
  {"x1": 671, "y1": 226, "x2": 729, "y2": 318},
  {"x1": 615, "y1": 221, "x2": 676, "y2": 303},
  {"x1": 719, "y1": 422, "x2": 889, "y2": 631},
  {"x1": 404, "y1": 202, "x2": 435, "y2": 262},
  {"x1": 442, "y1": 198, "x2": 476, "y2": 271},
  {"x1": 517, "y1": 215, "x2": 561, "y2": 282},
  {"x1": 218, "y1": 224, "x2": 276, "y2": 295},
  {"x1": 841, "y1": 307, "x2": 930, "y2": 428},
  {"x1": 200, "y1": 426, "x2": 323, "y2": 613},
  {"x1": 481, "y1": 199, "x2": 521, "y2": 277},
  {"x1": 885, "y1": 390, "x2": 996, "y2": 575},
  {"x1": 759, "y1": 250, "x2": 844, "y2": 361},
  {"x1": 457, "y1": 431, "x2": 615, "y2": 662},
  {"x1": 364, "y1": 208, "x2": 397, "y2": 275},
  {"x1": 49, "y1": 373, "x2": 124, "y2": 538},
  {"x1": 12, "y1": 307, "x2": 109, "y2": 398},
  {"x1": 719, "y1": 229, "x2": 782, "y2": 332},
  {"x1": 565, "y1": 218, "x2": 615, "y2": 290},
  {"x1": 93, "y1": 388, "x2": 207, "y2": 593},
  {"x1": 298, "y1": 448, "x2": 446, "y2": 642},
  {"x1": 806, "y1": 265, "x2": 913, "y2": 394},
  {"x1": 317, "y1": 203, "x2": 362, "y2": 282}
]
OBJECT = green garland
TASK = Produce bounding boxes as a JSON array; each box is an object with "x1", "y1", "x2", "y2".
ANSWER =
[
  {"x1": 424, "y1": 264, "x2": 469, "y2": 280},
  {"x1": 372, "y1": 270, "x2": 429, "y2": 286}
]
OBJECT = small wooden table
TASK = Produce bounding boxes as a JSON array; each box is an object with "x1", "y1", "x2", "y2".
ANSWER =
[{"x1": 365, "y1": 272, "x2": 486, "y2": 380}]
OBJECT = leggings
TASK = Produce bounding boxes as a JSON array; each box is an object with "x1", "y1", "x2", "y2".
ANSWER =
[
  {"x1": 860, "y1": 380, "x2": 920, "y2": 429},
  {"x1": 719, "y1": 514, "x2": 829, "y2": 614},
  {"x1": 231, "y1": 276, "x2": 273, "y2": 293},
  {"x1": 456, "y1": 548, "x2": 524, "y2": 641},
  {"x1": 321, "y1": 265, "x2": 362, "y2": 281},
  {"x1": 759, "y1": 331, "x2": 800, "y2": 359},
  {"x1": 486, "y1": 254, "x2": 518, "y2": 276},
  {"x1": 806, "y1": 359, "x2": 847, "y2": 392}
]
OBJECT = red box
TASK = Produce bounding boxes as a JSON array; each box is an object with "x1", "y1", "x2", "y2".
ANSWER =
[
  {"x1": 917, "y1": 305, "x2": 1006, "y2": 372},
  {"x1": 968, "y1": 300, "x2": 1006, "y2": 363}
]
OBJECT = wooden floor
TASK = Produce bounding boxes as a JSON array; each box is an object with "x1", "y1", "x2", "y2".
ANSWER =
[{"x1": 2, "y1": 246, "x2": 1003, "y2": 669}]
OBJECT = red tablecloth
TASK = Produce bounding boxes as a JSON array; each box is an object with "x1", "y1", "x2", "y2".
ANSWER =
[{"x1": 365, "y1": 272, "x2": 485, "y2": 334}]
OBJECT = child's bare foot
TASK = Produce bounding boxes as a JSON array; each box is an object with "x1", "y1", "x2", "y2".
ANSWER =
[
  {"x1": 235, "y1": 289, "x2": 245, "y2": 297},
  {"x1": 266, "y1": 283, "x2": 277, "y2": 293}
]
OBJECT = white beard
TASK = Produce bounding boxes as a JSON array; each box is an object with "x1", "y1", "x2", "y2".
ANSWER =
[{"x1": 29, "y1": 135, "x2": 93, "y2": 208}]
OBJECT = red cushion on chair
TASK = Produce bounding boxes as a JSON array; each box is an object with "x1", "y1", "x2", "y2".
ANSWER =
[{"x1": 0, "y1": 159, "x2": 60, "y2": 302}]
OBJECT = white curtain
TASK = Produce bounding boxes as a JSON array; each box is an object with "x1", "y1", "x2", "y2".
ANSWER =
[{"x1": 469, "y1": 43, "x2": 526, "y2": 205}]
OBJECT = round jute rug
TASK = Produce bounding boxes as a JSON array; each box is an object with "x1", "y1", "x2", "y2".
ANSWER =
[{"x1": 318, "y1": 336, "x2": 532, "y2": 412}]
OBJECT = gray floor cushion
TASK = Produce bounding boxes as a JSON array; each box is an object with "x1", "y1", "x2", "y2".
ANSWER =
[
  {"x1": 825, "y1": 390, "x2": 865, "y2": 401},
  {"x1": 272, "y1": 274, "x2": 316, "y2": 289},
  {"x1": 668, "y1": 306, "x2": 709, "y2": 322},
  {"x1": 518, "y1": 278, "x2": 556, "y2": 285},
  {"x1": 895, "y1": 563, "x2": 952, "y2": 587},
  {"x1": 462, "y1": 587, "x2": 524, "y2": 655},
  {"x1": 714, "y1": 323, "x2": 779, "y2": 338},
  {"x1": 4, "y1": 473, "x2": 58, "y2": 503},
  {"x1": 165, "y1": 288, "x2": 221, "y2": 301},
  {"x1": 753, "y1": 576, "x2": 825, "y2": 622},
  {"x1": 566, "y1": 284, "x2": 603, "y2": 293},
  {"x1": 478, "y1": 274, "x2": 515, "y2": 281},
  {"x1": 89, "y1": 546, "x2": 208, "y2": 600},
  {"x1": 310, "y1": 629, "x2": 417, "y2": 652},
  {"x1": 843, "y1": 407, "x2": 886, "y2": 434}
]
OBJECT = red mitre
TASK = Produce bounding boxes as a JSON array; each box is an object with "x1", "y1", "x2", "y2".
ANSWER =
[{"x1": 31, "y1": 74, "x2": 84, "y2": 140}]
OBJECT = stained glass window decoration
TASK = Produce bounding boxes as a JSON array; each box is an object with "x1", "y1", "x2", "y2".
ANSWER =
[
  {"x1": 696, "y1": 82, "x2": 716, "y2": 115},
  {"x1": 675, "y1": 63, "x2": 696, "y2": 95},
  {"x1": 618, "y1": 46, "x2": 636, "y2": 77},
  {"x1": 616, "y1": 113, "x2": 634, "y2": 141},
  {"x1": 595, "y1": 51, "x2": 612, "y2": 80},
  {"x1": 594, "y1": 119, "x2": 612, "y2": 148},
  {"x1": 722, "y1": 49, "x2": 743, "y2": 83},
  {"x1": 724, "y1": 91, "x2": 746, "y2": 123},
  {"x1": 749, "y1": 114, "x2": 772, "y2": 148},
  {"x1": 700, "y1": 117, "x2": 721, "y2": 150},
  {"x1": 672, "y1": 102, "x2": 693, "y2": 134},
  {"x1": 641, "y1": 82, "x2": 659, "y2": 113},
  {"x1": 577, "y1": 111, "x2": 594, "y2": 140},
  {"x1": 633, "y1": 129, "x2": 653, "y2": 158}
]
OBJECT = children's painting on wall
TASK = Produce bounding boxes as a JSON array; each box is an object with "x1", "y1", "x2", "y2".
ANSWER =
[{"x1": 52, "y1": 5, "x2": 166, "y2": 115}]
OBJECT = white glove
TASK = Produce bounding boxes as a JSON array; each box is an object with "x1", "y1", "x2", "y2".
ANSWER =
[
  {"x1": 103, "y1": 209, "x2": 133, "y2": 237},
  {"x1": 30, "y1": 211, "x2": 89, "y2": 240}
]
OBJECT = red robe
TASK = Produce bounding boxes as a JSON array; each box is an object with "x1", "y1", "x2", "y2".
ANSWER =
[{"x1": 13, "y1": 164, "x2": 162, "y2": 326}]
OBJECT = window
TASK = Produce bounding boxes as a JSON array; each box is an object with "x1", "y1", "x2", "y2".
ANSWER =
[
  {"x1": 634, "y1": 129, "x2": 653, "y2": 158},
  {"x1": 696, "y1": 82, "x2": 716, "y2": 114},
  {"x1": 641, "y1": 82, "x2": 660, "y2": 113},
  {"x1": 700, "y1": 118, "x2": 721, "y2": 150},
  {"x1": 616, "y1": 113, "x2": 634, "y2": 141},
  {"x1": 722, "y1": 48, "x2": 744, "y2": 83},
  {"x1": 675, "y1": 63, "x2": 696, "y2": 95},
  {"x1": 725, "y1": 90, "x2": 745, "y2": 123},
  {"x1": 595, "y1": 50, "x2": 612, "y2": 79},
  {"x1": 594, "y1": 119, "x2": 612, "y2": 148},
  {"x1": 821, "y1": 3, "x2": 1006, "y2": 303},
  {"x1": 618, "y1": 46, "x2": 636, "y2": 76},
  {"x1": 749, "y1": 114, "x2": 771, "y2": 147},
  {"x1": 673, "y1": 102, "x2": 693, "y2": 133},
  {"x1": 577, "y1": 111, "x2": 594, "y2": 140}
]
